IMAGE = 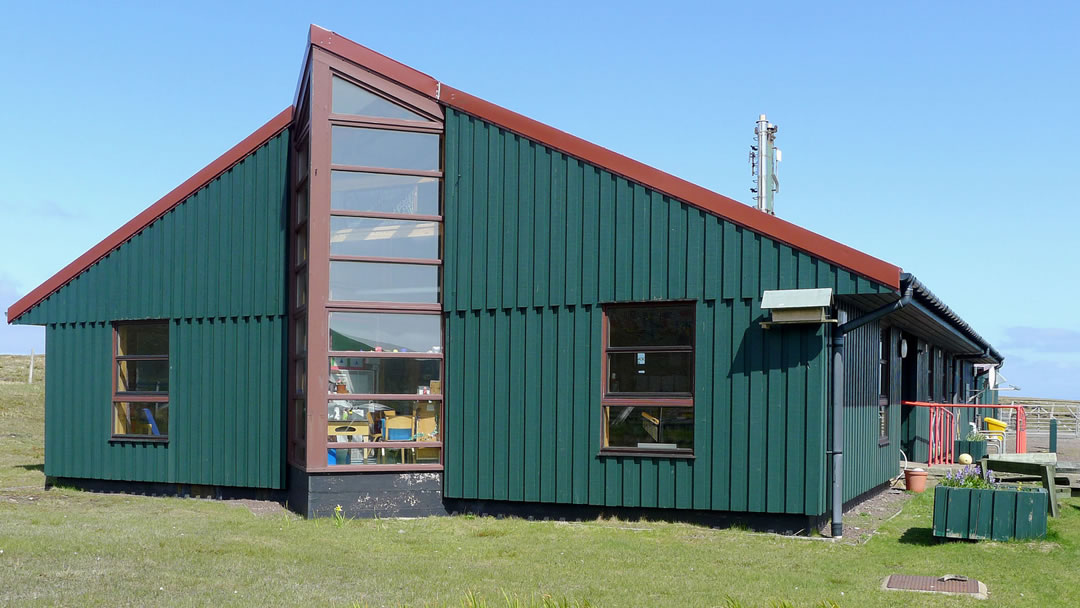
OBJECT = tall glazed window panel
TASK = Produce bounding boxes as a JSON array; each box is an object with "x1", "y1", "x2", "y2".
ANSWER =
[
  {"x1": 601, "y1": 303, "x2": 695, "y2": 455},
  {"x1": 308, "y1": 56, "x2": 445, "y2": 470}
]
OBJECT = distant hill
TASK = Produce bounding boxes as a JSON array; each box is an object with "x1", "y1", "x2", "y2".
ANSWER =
[{"x1": 0, "y1": 354, "x2": 45, "y2": 384}]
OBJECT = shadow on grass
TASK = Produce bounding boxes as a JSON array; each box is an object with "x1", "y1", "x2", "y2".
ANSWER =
[
  {"x1": 16, "y1": 463, "x2": 44, "y2": 472},
  {"x1": 897, "y1": 527, "x2": 938, "y2": 546}
]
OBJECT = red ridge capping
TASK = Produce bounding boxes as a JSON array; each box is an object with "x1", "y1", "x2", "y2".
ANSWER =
[
  {"x1": 309, "y1": 25, "x2": 901, "y2": 291},
  {"x1": 308, "y1": 25, "x2": 440, "y2": 99},
  {"x1": 7, "y1": 107, "x2": 294, "y2": 324}
]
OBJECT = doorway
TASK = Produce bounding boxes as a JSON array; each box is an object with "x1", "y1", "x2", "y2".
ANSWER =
[{"x1": 899, "y1": 332, "x2": 920, "y2": 460}]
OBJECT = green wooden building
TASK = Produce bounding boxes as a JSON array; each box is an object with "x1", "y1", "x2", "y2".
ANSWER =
[{"x1": 7, "y1": 26, "x2": 1003, "y2": 535}]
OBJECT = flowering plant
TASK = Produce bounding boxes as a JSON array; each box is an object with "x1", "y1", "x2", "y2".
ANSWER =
[{"x1": 940, "y1": 464, "x2": 996, "y2": 489}]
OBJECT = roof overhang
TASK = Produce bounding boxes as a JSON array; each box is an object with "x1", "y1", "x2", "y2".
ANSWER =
[{"x1": 838, "y1": 274, "x2": 1002, "y2": 364}]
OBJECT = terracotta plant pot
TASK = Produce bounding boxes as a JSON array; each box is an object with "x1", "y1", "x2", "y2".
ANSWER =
[{"x1": 905, "y1": 469, "x2": 928, "y2": 493}]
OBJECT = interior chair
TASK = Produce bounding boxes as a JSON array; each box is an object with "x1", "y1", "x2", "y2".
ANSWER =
[
  {"x1": 414, "y1": 403, "x2": 440, "y2": 463},
  {"x1": 380, "y1": 415, "x2": 416, "y2": 464},
  {"x1": 327, "y1": 420, "x2": 371, "y2": 465}
]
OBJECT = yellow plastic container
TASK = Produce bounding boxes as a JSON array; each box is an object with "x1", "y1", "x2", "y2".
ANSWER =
[{"x1": 984, "y1": 417, "x2": 1007, "y2": 432}]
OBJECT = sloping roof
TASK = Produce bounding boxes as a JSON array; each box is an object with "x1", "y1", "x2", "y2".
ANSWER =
[
  {"x1": 307, "y1": 25, "x2": 902, "y2": 291},
  {"x1": 9, "y1": 26, "x2": 903, "y2": 324},
  {"x1": 6, "y1": 107, "x2": 293, "y2": 324}
]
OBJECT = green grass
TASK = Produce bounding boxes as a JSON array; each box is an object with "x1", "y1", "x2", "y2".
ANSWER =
[
  {"x1": 0, "y1": 353, "x2": 45, "y2": 384},
  {"x1": 2, "y1": 362, "x2": 1079, "y2": 607}
]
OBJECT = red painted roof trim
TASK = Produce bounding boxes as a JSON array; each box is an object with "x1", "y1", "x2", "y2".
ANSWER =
[
  {"x1": 309, "y1": 25, "x2": 901, "y2": 291},
  {"x1": 7, "y1": 107, "x2": 294, "y2": 323}
]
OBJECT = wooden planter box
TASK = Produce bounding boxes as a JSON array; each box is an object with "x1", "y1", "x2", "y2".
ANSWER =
[
  {"x1": 932, "y1": 486, "x2": 1048, "y2": 540},
  {"x1": 954, "y1": 440, "x2": 988, "y2": 462}
]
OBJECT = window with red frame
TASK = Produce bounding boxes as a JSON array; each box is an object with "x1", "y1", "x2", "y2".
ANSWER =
[
  {"x1": 602, "y1": 303, "x2": 694, "y2": 454},
  {"x1": 112, "y1": 322, "x2": 169, "y2": 440}
]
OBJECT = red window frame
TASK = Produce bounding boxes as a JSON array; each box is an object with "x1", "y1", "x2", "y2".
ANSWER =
[
  {"x1": 111, "y1": 320, "x2": 169, "y2": 442},
  {"x1": 600, "y1": 302, "x2": 695, "y2": 457}
]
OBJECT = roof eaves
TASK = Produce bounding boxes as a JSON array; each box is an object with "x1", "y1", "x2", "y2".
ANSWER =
[
  {"x1": 901, "y1": 273, "x2": 1004, "y2": 364},
  {"x1": 6, "y1": 106, "x2": 294, "y2": 324}
]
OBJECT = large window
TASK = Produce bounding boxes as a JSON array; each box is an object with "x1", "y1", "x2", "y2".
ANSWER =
[
  {"x1": 318, "y1": 69, "x2": 444, "y2": 468},
  {"x1": 602, "y1": 303, "x2": 694, "y2": 454},
  {"x1": 112, "y1": 322, "x2": 169, "y2": 440}
]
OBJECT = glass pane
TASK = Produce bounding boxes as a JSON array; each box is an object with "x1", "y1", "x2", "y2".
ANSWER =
[
  {"x1": 113, "y1": 402, "x2": 169, "y2": 437},
  {"x1": 331, "y1": 171, "x2": 439, "y2": 215},
  {"x1": 329, "y1": 312, "x2": 441, "y2": 353},
  {"x1": 328, "y1": 446, "x2": 439, "y2": 465},
  {"x1": 332, "y1": 126, "x2": 439, "y2": 171},
  {"x1": 117, "y1": 360, "x2": 169, "y2": 393},
  {"x1": 330, "y1": 217, "x2": 440, "y2": 259},
  {"x1": 332, "y1": 76, "x2": 429, "y2": 121},
  {"x1": 607, "y1": 352, "x2": 691, "y2": 394},
  {"x1": 296, "y1": 187, "x2": 309, "y2": 223},
  {"x1": 328, "y1": 399, "x2": 440, "y2": 465},
  {"x1": 292, "y1": 399, "x2": 306, "y2": 442},
  {"x1": 329, "y1": 261, "x2": 439, "y2": 303},
  {"x1": 296, "y1": 137, "x2": 309, "y2": 182},
  {"x1": 329, "y1": 357, "x2": 441, "y2": 395},
  {"x1": 605, "y1": 406, "x2": 692, "y2": 450},
  {"x1": 117, "y1": 323, "x2": 168, "y2": 356},
  {"x1": 608, "y1": 306, "x2": 693, "y2": 348},
  {"x1": 296, "y1": 230, "x2": 308, "y2": 265},
  {"x1": 294, "y1": 318, "x2": 307, "y2": 355},
  {"x1": 295, "y1": 359, "x2": 307, "y2": 395},
  {"x1": 296, "y1": 269, "x2": 308, "y2": 308}
]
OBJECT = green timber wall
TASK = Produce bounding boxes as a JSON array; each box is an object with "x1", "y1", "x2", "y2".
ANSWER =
[
  {"x1": 836, "y1": 303, "x2": 901, "y2": 502},
  {"x1": 23, "y1": 129, "x2": 290, "y2": 489},
  {"x1": 442, "y1": 109, "x2": 892, "y2": 516},
  {"x1": 44, "y1": 318, "x2": 286, "y2": 487}
]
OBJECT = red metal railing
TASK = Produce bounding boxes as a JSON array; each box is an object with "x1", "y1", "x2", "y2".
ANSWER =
[
  {"x1": 928, "y1": 406, "x2": 955, "y2": 465},
  {"x1": 1013, "y1": 406, "x2": 1028, "y2": 453},
  {"x1": 903, "y1": 401, "x2": 1027, "y2": 464}
]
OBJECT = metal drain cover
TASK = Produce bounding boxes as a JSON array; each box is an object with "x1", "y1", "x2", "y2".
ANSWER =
[{"x1": 883, "y1": 575, "x2": 987, "y2": 599}]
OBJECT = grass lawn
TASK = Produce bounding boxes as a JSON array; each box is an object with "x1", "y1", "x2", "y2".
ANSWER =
[{"x1": 1, "y1": 357, "x2": 1078, "y2": 607}]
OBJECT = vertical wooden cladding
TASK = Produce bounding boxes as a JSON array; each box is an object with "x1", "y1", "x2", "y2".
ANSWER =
[
  {"x1": 836, "y1": 302, "x2": 899, "y2": 501},
  {"x1": 43, "y1": 318, "x2": 286, "y2": 488},
  {"x1": 30, "y1": 131, "x2": 291, "y2": 489},
  {"x1": 442, "y1": 109, "x2": 883, "y2": 516},
  {"x1": 17, "y1": 131, "x2": 290, "y2": 325},
  {"x1": 443, "y1": 110, "x2": 891, "y2": 311}
]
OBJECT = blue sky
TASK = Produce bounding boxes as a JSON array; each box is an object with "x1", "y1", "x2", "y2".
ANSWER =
[{"x1": 1, "y1": 1, "x2": 1077, "y2": 398}]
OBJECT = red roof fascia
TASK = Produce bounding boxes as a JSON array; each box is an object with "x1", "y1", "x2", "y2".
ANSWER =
[
  {"x1": 309, "y1": 26, "x2": 901, "y2": 291},
  {"x1": 7, "y1": 107, "x2": 294, "y2": 324}
]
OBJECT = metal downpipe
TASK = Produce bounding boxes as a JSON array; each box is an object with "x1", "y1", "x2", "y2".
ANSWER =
[
  {"x1": 831, "y1": 310, "x2": 846, "y2": 538},
  {"x1": 830, "y1": 280, "x2": 915, "y2": 538}
]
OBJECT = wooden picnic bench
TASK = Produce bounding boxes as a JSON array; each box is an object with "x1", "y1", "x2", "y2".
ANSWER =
[{"x1": 979, "y1": 456, "x2": 1065, "y2": 518}]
